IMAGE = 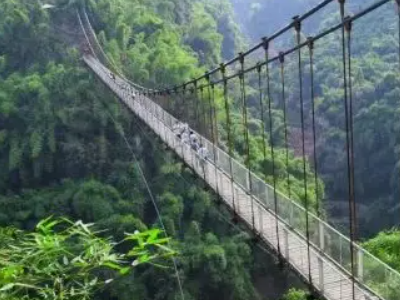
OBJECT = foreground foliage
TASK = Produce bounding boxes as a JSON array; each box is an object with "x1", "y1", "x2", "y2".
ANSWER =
[{"x1": 0, "y1": 218, "x2": 174, "y2": 300}]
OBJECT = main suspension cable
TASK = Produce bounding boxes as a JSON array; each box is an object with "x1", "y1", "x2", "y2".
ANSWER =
[{"x1": 153, "y1": 0, "x2": 336, "y2": 91}]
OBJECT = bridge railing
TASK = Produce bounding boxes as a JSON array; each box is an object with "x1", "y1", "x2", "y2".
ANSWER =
[
  {"x1": 85, "y1": 56, "x2": 400, "y2": 300},
  {"x1": 145, "y1": 89, "x2": 400, "y2": 300},
  {"x1": 147, "y1": 92, "x2": 400, "y2": 300}
]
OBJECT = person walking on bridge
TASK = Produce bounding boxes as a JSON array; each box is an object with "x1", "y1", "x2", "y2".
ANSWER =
[
  {"x1": 181, "y1": 129, "x2": 190, "y2": 145},
  {"x1": 198, "y1": 144, "x2": 208, "y2": 161},
  {"x1": 190, "y1": 131, "x2": 200, "y2": 151},
  {"x1": 173, "y1": 122, "x2": 182, "y2": 136},
  {"x1": 191, "y1": 140, "x2": 200, "y2": 152},
  {"x1": 189, "y1": 131, "x2": 197, "y2": 144},
  {"x1": 197, "y1": 143, "x2": 208, "y2": 175}
]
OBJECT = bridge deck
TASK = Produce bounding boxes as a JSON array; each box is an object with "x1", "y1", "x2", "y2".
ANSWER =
[{"x1": 85, "y1": 55, "x2": 399, "y2": 300}]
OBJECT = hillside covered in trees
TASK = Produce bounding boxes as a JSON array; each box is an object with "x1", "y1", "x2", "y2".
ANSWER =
[
  {"x1": 1, "y1": 0, "x2": 400, "y2": 299},
  {"x1": 0, "y1": 0, "x2": 316, "y2": 299},
  {"x1": 229, "y1": 1, "x2": 400, "y2": 295},
  {"x1": 232, "y1": 0, "x2": 400, "y2": 234}
]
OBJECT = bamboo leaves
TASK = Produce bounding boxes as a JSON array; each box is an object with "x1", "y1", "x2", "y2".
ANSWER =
[{"x1": 0, "y1": 218, "x2": 175, "y2": 300}]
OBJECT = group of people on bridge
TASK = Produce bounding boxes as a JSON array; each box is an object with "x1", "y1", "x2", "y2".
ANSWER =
[
  {"x1": 173, "y1": 123, "x2": 209, "y2": 162},
  {"x1": 109, "y1": 72, "x2": 136, "y2": 100},
  {"x1": 108, "y1": 69, "x2": 208, "y2": 164}
]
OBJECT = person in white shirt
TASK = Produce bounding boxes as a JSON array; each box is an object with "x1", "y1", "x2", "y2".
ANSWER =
[
  {"x1": 173, "y1": 122, "x2": 181, "y2": 135},
  {"x1": 198, "y1": 144, "x2": 208, "y2": 161},
  {"x1": 197, "y1": 143, "x2": 208, "y2": 173},
  {"x1": 181, "y1": 130, "x2": 190, "y2": 144}
]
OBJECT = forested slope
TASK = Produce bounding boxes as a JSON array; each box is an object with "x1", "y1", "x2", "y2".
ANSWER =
[
  {"x1": 229, "y1": 0, "x2": 400, "y2": 287},
  {"x1": 0, "y1": 0, "x2": 314, "y2": 299},
  {"x1": 3, "y1": 0, "x2": 400, "y2": 298},
  {"x1": 231, "y1": 0, "x2": 400, "y2": 236}
]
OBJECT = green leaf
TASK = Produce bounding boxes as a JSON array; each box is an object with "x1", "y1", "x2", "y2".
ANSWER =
[
  {"x1": 89, "y1": 278, "x2": 98, "y2": 286},
  {"x1": 145, "y1": 228, "x2": 162, "y2": 244},
  {"x1": 102, "y1": 262, "x2": 122, "y2": 271},
  {"x1": 0, "y1": 283, "x2": 15, "y2": 292},
  {"x1": 119, "y1": 267, "x2": 131, "y2": 275}
]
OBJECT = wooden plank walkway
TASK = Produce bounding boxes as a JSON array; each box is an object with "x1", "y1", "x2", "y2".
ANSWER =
[{"x1": 84, "y1": 55, "x2": 394, "y2": 300}]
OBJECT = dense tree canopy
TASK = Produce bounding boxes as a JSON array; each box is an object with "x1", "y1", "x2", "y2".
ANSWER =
[
  {"x1": 5, "y1": 0, "x2": 400, "y2": 299},
  {"x1": 0, "y1": 0, "x2": 315, "y2": 299}
]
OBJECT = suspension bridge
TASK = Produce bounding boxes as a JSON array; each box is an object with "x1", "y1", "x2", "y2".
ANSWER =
[{"x1": 78, "y1": 0, "x2": 400, "y2": 299}]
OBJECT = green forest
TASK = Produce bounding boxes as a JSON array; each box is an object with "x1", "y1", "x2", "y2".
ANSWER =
[
  {"x1": 1, "y1": 0, "x2": 400, "y2": 299},
  {"x1": 231, "y1": 0, "x2": 400, "y2": 236}
]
